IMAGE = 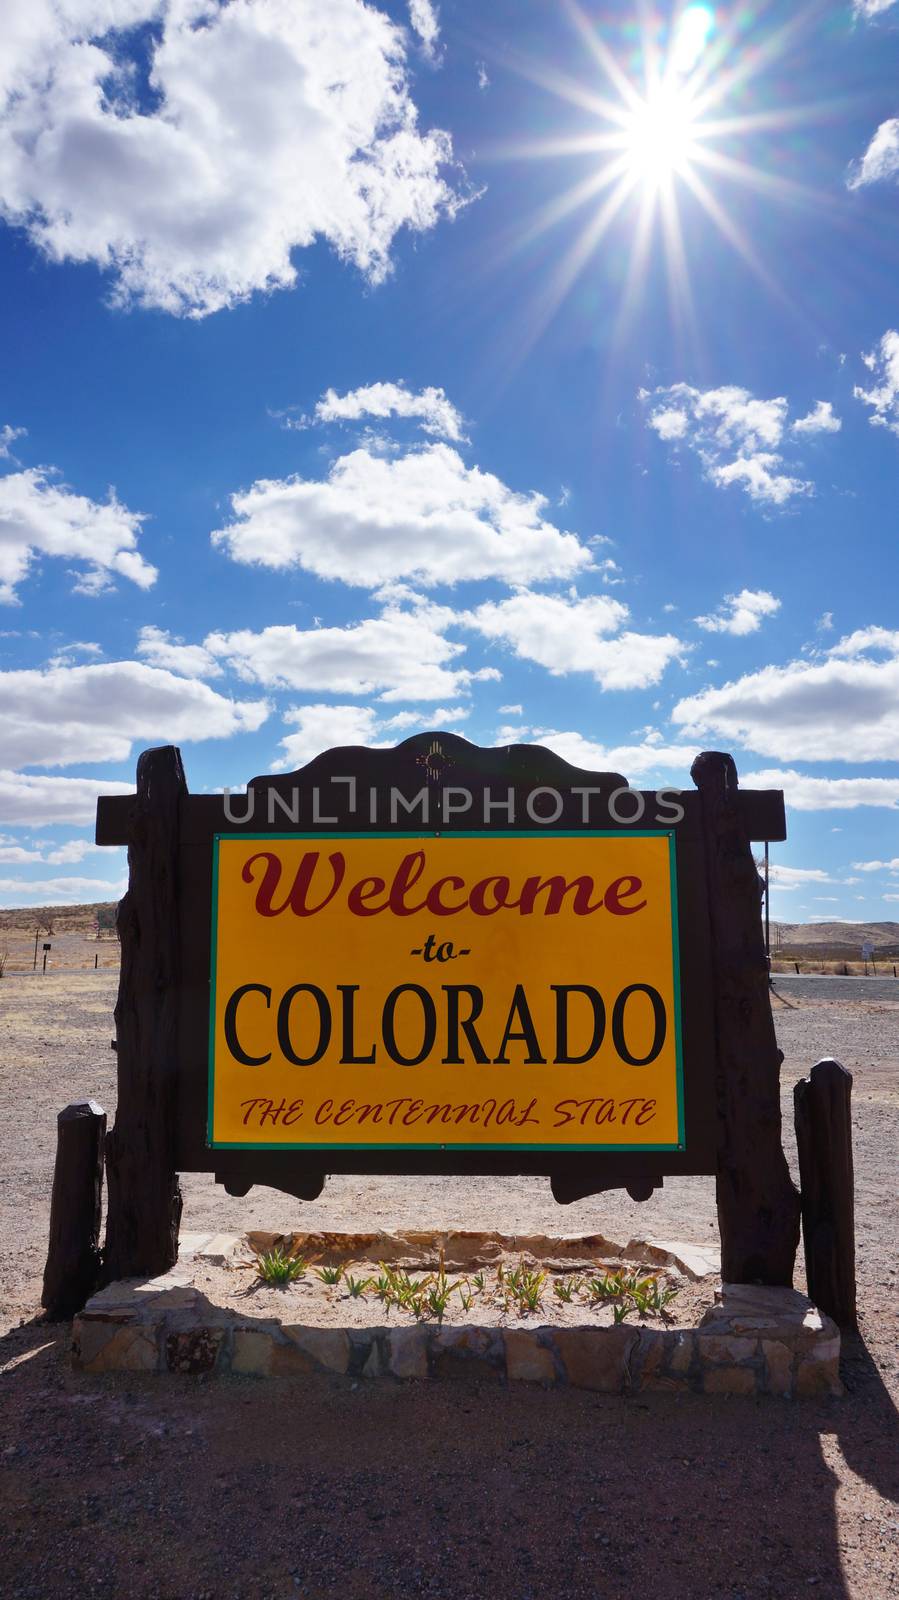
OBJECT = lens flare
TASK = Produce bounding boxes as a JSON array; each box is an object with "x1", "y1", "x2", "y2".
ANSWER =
[
  {"x1": 670, "y1": 5, "x2": 715, "y2": 78},
  {"x1": 486, "y1": 0, "x2": 829, "y2": 363}
]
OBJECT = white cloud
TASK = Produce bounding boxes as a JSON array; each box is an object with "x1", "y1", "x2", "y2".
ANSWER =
[
  {"x1": 0, "y1": 836, "x2": 103, "y2": 865},
  {"x1": 854, "y1": 331, "x2": 899, "y2": 436},
  {"x1": 205, "y1": 604, "x2": 493, "y2": 702},
  {"x1": 768, "y1": 865, "x2": 833, "y2": 886},
  {"x1": 408, "y1": 0, "x2": 440, "y2": 60},
  {"x1": 0, "y1": 771, "x2": 133, "y2": 827},
  {"x1": 306, "y1": 382, "x2": 465, "y2": 441},
  {"x1": 640, "y1": 383, "x2": 819, "y2": 506},
  {"x1": 743, "y1": 770, "x2": 899, "y2": 811},
  {"x1": 44, "y1": 838, "x2": 106, "y2": 865},
  {"x1": 0, "y1": 0, "x2": 461, "y2": 318},
  {"x1": 673, "y1": 629, "x2": 899, "y2": 762},
  {"x1": 273, "y1": 698, "x2": 465, "y2": 770},
  {"x1": 848, "y1": 120, "x2": 899, "y2": 189},
  {"x1": 643, "y1": 382, "x2": 787, "y2": 450},
  {"x1": 852, "y1": 857, "x2": 899, "y2": 871},
  {"x1": 463, "y1": 591, "x2": 685, "y2": 690},
  {"x1": 0, "y1": 424, "x2": 26, "y2": 459},
  {"x1": 828, "y1": 625, "x2": 899, "y2": 657},
  {"x1": 0, "y1": 875, "x2": 125, "y2": 906},
  {"x1": 710, "y1": 455, "x2": 812, "y2": 506},
  {"x1": 695, "y1": 588, "x2": 781, "y2": 636},
  {"x1": 275, "y1": 704, "x2": 388, "y2": 769},
  {"x1": 649, "y1": 408, "x2": 689, "y2": 441},
  {"x1": 0, "y1": 844, "x2": 41, "y2": 864},
  {"x1": 212, "y1": 442, "x2": 590, "y2": 588},
  {"x1": 45, "y1": 640, "x2": 103, "y2": 668},
  {"x1": 381, "y1": 706, "x2": 468, "y2": 729},
  {"x1": 137, "y1": 625, "x2": 223, "y2": 678},
  {"x1": 0, "y1": 466, "x2": 156, "y2": 604},
  {"x1": 0, "y1": 661, "x2": 269, "y2": 767},
  {"x1": 791, "y1": 402, "x2": 841, "y2": 436},
  {"x1": 522, "y1": 729, "x2": 699, "y2": 778}
]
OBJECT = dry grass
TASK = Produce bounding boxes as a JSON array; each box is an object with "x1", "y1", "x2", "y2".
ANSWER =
[
  {"x1": 0, "y1": 903, "x2": 119, "y2": 975},
  {"x1": 771, "y1": 956, "x2": 899, "y2": 977}
]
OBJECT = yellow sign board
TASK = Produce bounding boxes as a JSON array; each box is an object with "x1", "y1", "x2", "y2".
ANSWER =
[{"x1": 208, "y1": 831, "x2": 684, "y2": 1151}]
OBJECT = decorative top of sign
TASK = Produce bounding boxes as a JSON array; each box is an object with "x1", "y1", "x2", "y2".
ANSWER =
[{"x1": 95, "y1": 732, "x2": 787, "y2": 847}]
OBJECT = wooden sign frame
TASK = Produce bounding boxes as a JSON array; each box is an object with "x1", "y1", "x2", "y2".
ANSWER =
[{"x1": 96, "y1": 733, "x2": 800, "y2": 1288}]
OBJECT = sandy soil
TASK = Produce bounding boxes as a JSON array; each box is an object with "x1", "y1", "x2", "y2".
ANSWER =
[
  {"x1": 1, "y1": 971, "x2": 898, "y2": 1600},
  {"x1": 177, "y1": 1256, "x2": 709, "y2": 1332}
]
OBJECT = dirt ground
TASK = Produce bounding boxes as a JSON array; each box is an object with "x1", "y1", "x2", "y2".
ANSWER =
[
  {"x1": 0, "y1": 929, "x2": 120, "y2": 977},
  {"x1": 1, "y1": 972, "x2": 897, "y2": 1600}
]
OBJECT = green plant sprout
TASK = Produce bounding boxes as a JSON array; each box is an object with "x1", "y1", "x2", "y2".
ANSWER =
[
  {"x1": 423, "y1": 1250, "x2": 461, "y2": 1322},
  {"x1": 255, "y1": 1247, "x2": 307, "y2": 1286},
  {"x1": 585, "y1": 1271, "x2": 625, "y2": 1304},
  {"x1": 344, "y1": 1273, "x2": 372, "y2": 1299},
  {"x1": 303, "y1": 1251, "x2": 677, "y2": 1325},
  {"x1": 636, "y1": 1277, "x2": 679, "y2": 1318},
  {"x1": 373, "y1": 1271, "x2": 395, "y2": 1304},
  {"x1": 515, "y1": 1267, "x2": 547, "y2": 1314}
]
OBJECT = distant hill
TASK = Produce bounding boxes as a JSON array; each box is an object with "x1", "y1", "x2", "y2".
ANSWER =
[
  {"x1": 771, "y1": 928, "x2": 895, "y2": 947},
  {"x1": 1, "y1": 901, "x2": 896, "y2": 951},
  {"x1": 0, "y1": 901, "x2": 117, "y2": 935}
]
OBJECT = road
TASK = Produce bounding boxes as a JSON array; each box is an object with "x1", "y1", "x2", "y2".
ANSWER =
[{"x1": 772, "y1": 972, "x2": 899, "y2": 1003}]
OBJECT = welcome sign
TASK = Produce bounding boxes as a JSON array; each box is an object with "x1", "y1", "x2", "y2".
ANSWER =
[{"x1": 208, "y1": 830, "x2": 684, "y2": 1152}]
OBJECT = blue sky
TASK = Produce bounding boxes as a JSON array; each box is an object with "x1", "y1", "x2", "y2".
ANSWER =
[{"x1": 1, "y1": 0, "x2": 898, "y2": 924}]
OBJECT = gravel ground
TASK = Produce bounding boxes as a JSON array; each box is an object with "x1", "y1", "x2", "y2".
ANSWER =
[{"x1": 1, "y1": 972, "x2": 898, "y2": 1600}]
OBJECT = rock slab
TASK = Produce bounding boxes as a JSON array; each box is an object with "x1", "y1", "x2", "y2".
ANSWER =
[{"x1": 72, "y1": 1242, "x2": 841, "y2": 1398}]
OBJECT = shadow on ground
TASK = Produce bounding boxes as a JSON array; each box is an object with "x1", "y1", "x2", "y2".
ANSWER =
[{"x1": 1, "y1": 1314, "x2": 897, "y2": 1600}]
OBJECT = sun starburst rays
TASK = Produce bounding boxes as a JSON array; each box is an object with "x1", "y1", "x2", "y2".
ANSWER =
[{"x1": 493, "y1": 1, "x2": 834, "y2": 349}]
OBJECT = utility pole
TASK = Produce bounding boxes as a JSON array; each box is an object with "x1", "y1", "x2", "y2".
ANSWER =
[{"x1": 764, "y1": 841, "x2": 771, "y2": 985}]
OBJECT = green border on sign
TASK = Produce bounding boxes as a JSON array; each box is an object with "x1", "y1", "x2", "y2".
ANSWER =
[{"x1": 207, "y1": 830, "x2": 685, "y2": 1154}]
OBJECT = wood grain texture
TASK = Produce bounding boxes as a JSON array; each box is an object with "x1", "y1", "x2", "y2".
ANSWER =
[
  {"x1": 103, "y1": 746, "x2": 185, "y2": 1281},
  {"x1": 41, "y1": 1100, "x2": 106, "y2": 1319},
  {"x1": 691, "y1": 750, "x2": 800, "y2": 1286},
  {"x1": 794, "y1": 1058, "x2": 857, "y2": 1328}
]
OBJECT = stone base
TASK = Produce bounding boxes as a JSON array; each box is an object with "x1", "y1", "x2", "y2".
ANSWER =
[{"x1": 72, "y1": 1235, "x2": 841, "y2": 1398}]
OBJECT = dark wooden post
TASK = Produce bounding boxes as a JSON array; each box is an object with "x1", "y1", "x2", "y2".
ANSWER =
[
  {"x1": 691, "y1": 750, "x2": 800, "y2": 1285},
  {"x1": 103, "y1": 746, "x2": 186, "y2": 1281},
  {"x1": 794, "y1": 1059, "x2": 857, "y2": 1328},
  {"x1": 42, "y1": 1100, "x2": 106, "y2": 1319}
]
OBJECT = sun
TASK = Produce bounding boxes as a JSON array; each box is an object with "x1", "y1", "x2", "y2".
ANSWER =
[
  {"x1": 619, "y1": 81, "x2": 702, "y2": 188},
  {"x1": 493, "y1": 1, "x2": 824, "y2": 356},
  {"x1": 616, "y1": 3, "x2": 712, "y2": 188}
]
